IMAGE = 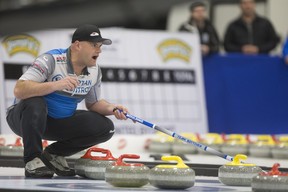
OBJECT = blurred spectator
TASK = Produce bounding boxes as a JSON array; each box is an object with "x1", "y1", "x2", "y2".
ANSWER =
[
  {"x1": 224, "y1": 0, "x2": 279, "y2": 54},
  {"x1": 179, "y1": 2, "x2": 220, "y2": 56},
  {"x1": 282, "y1": 36, "x2": 288, "y2": 64}
]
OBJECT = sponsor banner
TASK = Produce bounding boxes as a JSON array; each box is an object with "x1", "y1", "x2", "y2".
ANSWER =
[{"x1": 0, "y1": 28, "x2": 207, "y2": 135}]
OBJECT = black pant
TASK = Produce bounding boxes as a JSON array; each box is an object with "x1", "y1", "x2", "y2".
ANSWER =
[{"x1": 6, "y1": 97, "x2": 114, "y2": 164}]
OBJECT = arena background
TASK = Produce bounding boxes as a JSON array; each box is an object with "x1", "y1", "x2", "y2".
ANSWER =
[{"x1": 1, "y1": 0, "x2": 288, "y2": 135}]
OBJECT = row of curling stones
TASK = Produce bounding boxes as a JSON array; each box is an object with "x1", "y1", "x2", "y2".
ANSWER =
[
  {"x1": 148, "y1": 132, "x2": 201, "y2": 154},
  {"x1": 0, "y1": 137, "x2": 23, "y2": 156},
  {"x1": 148, "y1": 132, "x2": 224, "y2": 155},
  {"x1": 221, "y1": 134, "x2": 249, "y2": 156},
  {"x1": 220, "y1": 134, "x2": 275, "y2": 157},
  {"x1": 0, "y1": 138, "x2": 49, "y2": 156},
  {"x1": 106, "y1": 155, "x2": 195, "y2": 189},
  {"x1": 197, "y1": 133, "x2": 223, "y2": 154},
  {"x1": 74, "y1": 147, "x2": 116, "y2": 179},
  {"x1": 218, "y1": 154, "x2": 262, "y2": 186},
  {"x1": 219, "y1": 153, "x2": 288, "y2": 191},
  {"x1": 147, "y1": 132, "x2": 174, "y2": 153},
  {"x1": 252, "y1": 163, "x2": 288, "y2": 192},
  {"x1": 75, "y1": 148, "x2": 195, "y2": 189},
  {"x1": 221, "y1": 134, "x2": 288, "y2": 158},
  {"x1": 148, "y1": 132, "x2": 287, "y2": 159}
]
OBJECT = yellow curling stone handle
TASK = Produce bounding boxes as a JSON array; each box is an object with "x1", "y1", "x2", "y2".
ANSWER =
[
  {"x1": 156, "y1": 156, "x2": 189, "y2": 169},
  {"x1": 226, "y1": 154, "x2": 255, "y2": 166}
]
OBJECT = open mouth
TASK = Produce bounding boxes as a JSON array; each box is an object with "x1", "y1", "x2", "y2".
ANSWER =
[{"x1": 92, "y1": 56, "x2": 98, "y2": 61}]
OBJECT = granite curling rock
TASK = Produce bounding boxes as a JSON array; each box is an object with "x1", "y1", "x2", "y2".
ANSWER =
[
  {"x1": 148, "y1": 132, "x2": 174, "y2": 153},
  {"x1": 252, "y1": 163, "x2": 288, "y2": 192},
  {"x1": 105, "y1": 154, "x2": 149, "y2": 187},
  {"x1": 272, "y1": 136, "x2": 288, "y2": 159},
  {"x1": 85, "y1": 148, "x2": 117, "y2": 180},
  {"x1": 69, "y1": 149, "x2": 87, "y2": 159},
  {"x1": 74, "y1": 147, "x2": 108, "y2": 177},
  {"x1": 218, "y1": 154, "x2": 262, "y2": 186},
  {"x1": 149, "y1": 155, "x2": 195, "y2": 189},
  {"x1": 197, "y1": 133, "x2": 223, "y2": 155},
  {"x1": 1, "y1": 137, "x2": 24, "y2": 156},
  {"x1": 171, "y1": 133, "x2": 198, "y2": 154},
  {"x1": 221, "y1": 134, "x2": 249, "y2": 156},
  {"x1": 0, "y1": 137, "x2": 6, "y2": 156},
  {"x1": 249, "y1": 135, "x2": 275, "y2": 158}
]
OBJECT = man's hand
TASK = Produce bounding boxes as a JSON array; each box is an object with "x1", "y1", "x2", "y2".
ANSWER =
[
  {"x1": 201, "y1": 44, "x2": 210, "y2": 55},
  {"x1": 112, "y1": 105, "x2": 128, "y2": 120},
  {"x1": 242, "y1": 44, "x2": 259, "y2": 54},
  {"x1": 54, "y1": 75, "x2": 79, "y2": 91}
]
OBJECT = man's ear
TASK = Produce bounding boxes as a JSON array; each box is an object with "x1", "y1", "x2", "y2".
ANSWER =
[{"x1": 71, "y1": 41, "x2": 81, "y2": 51}]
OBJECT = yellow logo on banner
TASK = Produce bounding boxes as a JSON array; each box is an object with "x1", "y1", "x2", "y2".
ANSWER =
[
  {"x1": 157, "y1": 39, "x2": 192, "y2": 63},
  {"x1": 2, "y1": 34, "x2": 40, "y2": 58}
]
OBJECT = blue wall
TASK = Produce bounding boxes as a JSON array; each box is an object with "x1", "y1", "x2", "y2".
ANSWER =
[{"x1": 203, "y1": 54, "x2": 288, "y2": 134}]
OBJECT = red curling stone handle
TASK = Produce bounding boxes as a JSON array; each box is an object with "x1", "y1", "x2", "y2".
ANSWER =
[
  {"x1": 82, "y1": 147, "x2": 109, "y2": 159},
  {"x1": 114, "y1": 154, "x2": 143, "y2": 167}
]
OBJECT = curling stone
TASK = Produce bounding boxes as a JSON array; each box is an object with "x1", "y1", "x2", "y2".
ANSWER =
[
  {"x1": 221, "y1": 134, "x2": 249, "y2": 156},
  {"x1": 148, "y1": 132, "x2": 173, "y2": 153},
  {"x1": 218, "y1": 154, "x2": 262, "y2": 186},
  {"x1": 1, "y1": 137, "x2": 24, "y2": 156},
  {"x1": 149, "y1": 156, "x2": 195, "y2": 189},
  {"x1": 69, "y1": 149, "x2": 87, "y2": 159},
  {"x1": 171, "y1": 133, "x2": 198, "y2": 154},
  {"x1": 249, "y1": 135, "x2": 275, "y2": 158},
  {"x1": 272, "y1": 136, "x2": 288, "y2": 159},
  {"x1": 252, "y1": 163, "x2": 288, "y2": 192},
  {"x1": 197, "y1": 133, "x2": 223, "y2": 155},
  {"x1": 74, "y1": 147, "x2": 107, "y2": 177},
  {"x1": 0, "y1": 137, "x2": 6, "y2": 156},
  {"x1": 0, "y1": 137, "x2": 5, "y2": 146},
  {"x1": 105, "y1": 154, "x2": 149, "y2": 187},
  {"x1": 84, "y1": 148, "x2": 117, "y2": 180}
]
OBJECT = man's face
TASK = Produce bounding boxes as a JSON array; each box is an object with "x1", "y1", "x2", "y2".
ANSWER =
[
  {"x1": 191, "y1": 6, "x2": 206, "y2": 22},
  {"x1": 78, "y1": 41, "x2": 102, "y2": 67},
  {"x1": 240, "y1": 0, "x2": 256, "y2": 17}
]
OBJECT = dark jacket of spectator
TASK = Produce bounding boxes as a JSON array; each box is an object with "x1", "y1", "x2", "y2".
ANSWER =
[
  {"x1": 224, "y1": 15, "x2": 280, "y2": 54},
  {"x1": 179, "y1": 19, "x2": 220, "y2": 54}
]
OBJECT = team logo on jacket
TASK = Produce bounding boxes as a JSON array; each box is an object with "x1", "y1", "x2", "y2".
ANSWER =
[
  {"x1": 71, "y1": 80, "x2": 92, "y2": 95},
  {"x1": 52, "y1": 74, "x2": 64, "y2": 81},
  {"x1": 56, "y1": 56, "x2": 67, "y2": 63},
  {"x1": 2, "y1": 34, "x2": 40, "y2": 58},
  {"x1": 157, "y1": 39, "x2": 192, "y2": 63}
]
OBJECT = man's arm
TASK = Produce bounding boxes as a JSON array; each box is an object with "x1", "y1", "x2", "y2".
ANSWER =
[
  {"x1": 224, "y1": 24, "x2": 243, "y2": 53},
  {"x1": 14, "y1": 80, "x2": 57, "y2": 100},
  {"x1": 258, "y1": 20, "x2": 280, "y2": 53},
  {"x1": 207, "y1": 23, "x2": 220, "y2": 53},
  {"x1": 86, "y1": 99, "x2": 127, "y2": 120},
  {"x1": 14, "y1": 76, "x2": 79, "y2": 100}
]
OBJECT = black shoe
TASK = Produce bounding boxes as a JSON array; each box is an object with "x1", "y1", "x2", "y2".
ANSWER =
[
  {"x1": 25, "y1": 157, "x2": 54, "y2": 178},
  {"x1": 41, "y1": 150, "x2": 75, "y2": 176}
]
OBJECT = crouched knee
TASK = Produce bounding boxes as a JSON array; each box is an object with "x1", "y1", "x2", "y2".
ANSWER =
[{"x1": 103, "y1": 118, "x2": 115, "y2": 141}]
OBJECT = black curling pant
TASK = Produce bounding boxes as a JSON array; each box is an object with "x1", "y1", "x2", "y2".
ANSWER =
[{"x1": 6, "y1": 97, "x2": 115, "y2": 164}]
